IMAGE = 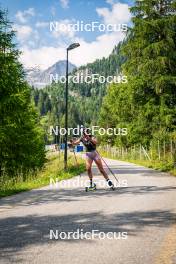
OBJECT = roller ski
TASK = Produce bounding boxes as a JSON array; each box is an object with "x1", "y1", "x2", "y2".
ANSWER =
[
  {"x1": 107, "y1": 179, "x2": 115, "y2": 191},
  {"x1": 85, "y1": 183, "x2": 96, "y2": 192}
]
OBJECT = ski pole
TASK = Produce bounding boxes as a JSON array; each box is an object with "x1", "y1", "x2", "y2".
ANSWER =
[
  {"x1": 71, "y1": 144, "x2": 82, "y2": 178},
  {"x1": 69, "y1": 141, "x2": 79, "y2": 166},
  {"x1": 73, "y1": 147, "x2": 79, "y2": 167},
  {"x1": 74, "y1": 149, "x2": 82, "y2": 178},
  {"x1": 96, "y1": 150, "x2": 119, "y2": 183}
]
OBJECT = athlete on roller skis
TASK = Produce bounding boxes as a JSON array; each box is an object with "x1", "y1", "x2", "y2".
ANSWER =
[{"x1": 70, "y1": 128, "x2": 115, "y2": 191}]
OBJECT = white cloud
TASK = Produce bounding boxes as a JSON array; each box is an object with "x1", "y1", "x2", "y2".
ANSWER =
[
  {"x1": 20, "y1": 46, "x2": 66, "y2": 70},
  {"x1": 106, "y1": 0, "x2": 114, "y2": 5},
  {"x1": 96, "y1": 3, "x2": 131, "y2": 25},
  {"x1": 68, "y1": 31, "x2": 124, "y2": 66},
  {"x1": 51, "y1": 19, "x2": 76, "y2": 40},
  {"x1": 15, "y1": 8, "x2": 35, "y2": 23},
  {"x1": 20, "y1": 30, "x2": 124, "y2": 70},
  {"x1": 19, "y1": 2, "x2": 130, "y2": 70},
  {"x1": 51, "y1": 6, "x2": 56, "y2": 16},
  {"x1": 13, "y1": 24, "x2": 33, "y2": 42},
  {"x1": 36, "y1": 21, "x2": 49, "y2": 28},
  {"x1": 60, "y1": 0, "x2": 69, "y2": 9}
]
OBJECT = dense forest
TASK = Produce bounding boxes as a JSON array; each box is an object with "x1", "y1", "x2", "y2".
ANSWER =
[{"x1": 99, "y1": 0, "x2": 176, "y2": 148}]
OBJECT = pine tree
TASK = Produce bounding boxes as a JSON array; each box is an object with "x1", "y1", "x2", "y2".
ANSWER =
[
  {"x1": 100, "y1": 0, "x2": 176, "y2": 146},
  {"x1": 0, "y1": 9, "x2": 45, "y2": 179}
]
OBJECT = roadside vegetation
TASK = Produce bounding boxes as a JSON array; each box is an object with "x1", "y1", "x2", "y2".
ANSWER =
[
  {"x1": 99, "y1": 146, "x2": 176, "y2": 176},
  {"x1": 0, "y1": 153, "x2": 85, "y2": 198}
]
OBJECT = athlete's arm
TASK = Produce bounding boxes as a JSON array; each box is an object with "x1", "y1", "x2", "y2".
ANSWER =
[
  {"x1": 84, "y1": 134, "x2": 98, "y2": 145},
  {"x1": 70, "y1": 138, "x2": 81, "y2": 145},
  {"x1": 90, "y1": 137, "x2": 98, "y2": 145}
]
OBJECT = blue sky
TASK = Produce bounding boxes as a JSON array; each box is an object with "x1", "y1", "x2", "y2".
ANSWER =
[{"x1": 0, "y1": 0, "x2": 134, "y2": 69}]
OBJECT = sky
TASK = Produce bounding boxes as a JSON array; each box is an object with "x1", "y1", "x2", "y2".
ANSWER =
[{"x1": 0, "y1": 0, "x2": 134, "y2": 70}]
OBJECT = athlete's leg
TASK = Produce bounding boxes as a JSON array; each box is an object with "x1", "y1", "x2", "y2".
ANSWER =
[
  {"x1": 94, "y1": 155, "x2": 114, "y2": 187},
  {"x1": 94, "y1": 157, "x2": 109, "y2": 179},
  {"x1": 86, "y1": 157, "x2": 93, "y2": 186}
]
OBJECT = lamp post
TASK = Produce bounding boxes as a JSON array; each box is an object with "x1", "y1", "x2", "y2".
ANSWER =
[{"x1": 64, "y1": 43, "x2": 80, "y2": 170}]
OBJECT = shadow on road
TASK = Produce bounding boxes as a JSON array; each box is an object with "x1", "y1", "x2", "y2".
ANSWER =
[
  {"x1": 101, "y1": 166, "x2": 171, "y2": 177},
  {"x1": 0, "y1": 209, "x2": 176, "y2": 262},
  {"x1": 0, "y1": 185, "x2": 176, "y2": 208},
  {"x1": 0, "y1": 161, "x2": 175, "y2": 262}
]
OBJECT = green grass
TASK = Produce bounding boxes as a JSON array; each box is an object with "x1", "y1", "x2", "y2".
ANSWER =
[
  {"x1": 99, "y1": 150, "x2": 176, "y2": 176},
  {"x1": 123, "y1": 159, "x2": 176, "y2": 176},
  {"x1": 0, "y1": 153, "x2": 86, "y2": 198}
]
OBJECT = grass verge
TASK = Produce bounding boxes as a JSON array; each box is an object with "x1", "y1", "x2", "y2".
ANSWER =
[
  {"x1": 0, "y1": 153, "x2": 86, "y2": 198},
  {"x1": 99, "y1": 150, "x2": 176, "y2": 176},
  {"x1": 124, "y1": 159, "x2": 176, "y2": 176}
]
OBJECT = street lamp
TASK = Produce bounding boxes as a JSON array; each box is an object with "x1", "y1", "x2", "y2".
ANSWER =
[{"x1": 64, "y1": 43, "x2": 80, "y2": 170}]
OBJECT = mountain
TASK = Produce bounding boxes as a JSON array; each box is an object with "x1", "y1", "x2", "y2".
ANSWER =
[
  {"x1": 30, "y1": 41, "x2": 126, "y2": 143},
  {"x1": 31, "y1": 41, "x2": 125, "y2": 120},
  {"x1": 25, "y1": 60, "x2": 76, "y2": 89}
]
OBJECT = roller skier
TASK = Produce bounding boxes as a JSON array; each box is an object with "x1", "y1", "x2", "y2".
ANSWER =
[{"x1": 70, "y1": 128, "x2": 115, "y2": 191}]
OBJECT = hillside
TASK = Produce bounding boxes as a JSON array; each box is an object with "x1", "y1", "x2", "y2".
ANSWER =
[{"x1": 31, "y1": 41, "x2": 125, "y2": 143}]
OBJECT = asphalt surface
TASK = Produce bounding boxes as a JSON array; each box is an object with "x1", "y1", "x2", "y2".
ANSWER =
[{"x1": 0, "y1": 158, "x2": 176, "y2": 264}]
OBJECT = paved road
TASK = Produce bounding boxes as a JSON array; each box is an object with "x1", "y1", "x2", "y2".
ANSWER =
[{"x1": 0, "y1": 159, "x2": 176, "y2": 264}]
